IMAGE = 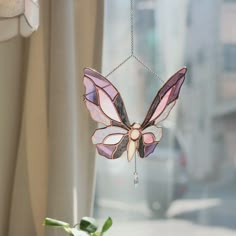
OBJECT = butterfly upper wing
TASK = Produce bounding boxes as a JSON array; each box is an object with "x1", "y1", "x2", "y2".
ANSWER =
[
  {"x1": 141, "y1": 67, "x2": 187, "y2": 129},
  {"x1": 84, "y1": 68, "x2": 131, "y2": 159},
  {"x1": 138, "y1": 67, "x2": 187, "y2": 158},
  {"x1": 83, "y1": 68, "x2": 130, "y2": 129}
]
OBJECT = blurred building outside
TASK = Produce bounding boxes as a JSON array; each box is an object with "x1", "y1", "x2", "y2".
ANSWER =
[{"x1": 180, "y1": 0, "x2": 236, "y2": 181}]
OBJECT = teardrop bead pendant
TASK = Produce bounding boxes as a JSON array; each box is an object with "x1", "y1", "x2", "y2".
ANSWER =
[{"x1": 134, "y1": 172, "x2": 139, "y2": 188}]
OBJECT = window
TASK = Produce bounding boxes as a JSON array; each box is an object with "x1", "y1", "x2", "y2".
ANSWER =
[
  {"x1": 223, "y1": 44, "x2": 236, "y2": 72},
  {"x1": 94, "y1": 1, "x2": 236, "y2": 235}
]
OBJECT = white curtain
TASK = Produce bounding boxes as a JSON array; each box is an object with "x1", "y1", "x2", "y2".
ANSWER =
[{"x1": 0, "y1": 0, "x2": 104, "y2": 235}]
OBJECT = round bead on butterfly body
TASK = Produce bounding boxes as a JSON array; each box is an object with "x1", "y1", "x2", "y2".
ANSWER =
[{"x1": 129, "y1": 123, "x2": 141, "y2": 141}]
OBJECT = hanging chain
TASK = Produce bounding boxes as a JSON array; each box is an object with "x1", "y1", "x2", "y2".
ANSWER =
[
  {"x1": 106, "y1": 0, "x2": 164, "y2": 83},
  {"x1": 106, "y1": 55, "x2": 132, "y2": 78},
  {"x1": 130, "y1": 0, "x2": 134, "y2": 55},
  {"x1": 134, "y1": 55, "x2": 164, "y2": 83}
]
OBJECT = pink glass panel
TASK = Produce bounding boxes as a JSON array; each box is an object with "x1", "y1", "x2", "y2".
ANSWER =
[
  {"x1": 98, "y1": 88, "x2": 121, "y2": 122},
  {"x1": 154, "y1": 102, "x2": 176, "y2": 125},
  {"x1": 143, "y1": 126, "x2": 162, "y2": 142},
  {"x1": 150, "y1": 89, "x2": 172, "y2": 122},
  {"x1": 85, "y1": 100, "x2": 110, "y2": 126},
  {"x1": 104, "y1": 134, "x2": 124, "y2": 145},
  {"x1": 92, "y1": 126, "x2": 127, "y2": 144},
  {"x1": 143, "y1": 133, "x2": 155, "y2": 144}
]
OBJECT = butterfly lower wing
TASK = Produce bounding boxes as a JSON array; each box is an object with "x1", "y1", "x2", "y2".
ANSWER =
[
  {"x1": 96, "y1": 136, "x2": 129, "y2": 159},
  {"x1": 92, "y1": 126, "x2": 129, "y2": 159},
  {"x1": 141, "y1": 68, "x2": 187, "y2": 129},
  {"x1": 138, "y1": 126, "x2": 162, "y2": 158},
  {"x1": 84, "y1": 68, "x2": 130, "y2": 129}
]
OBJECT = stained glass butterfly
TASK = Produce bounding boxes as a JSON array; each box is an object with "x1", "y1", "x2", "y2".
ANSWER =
[{"x1": 83, "y1": 67, "x2": 187, "y2": 162}]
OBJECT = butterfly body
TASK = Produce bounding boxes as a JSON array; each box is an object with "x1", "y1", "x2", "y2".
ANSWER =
[
  {"x1": 129, "y1": 123, "x2": 141, "y2": 141},
  {"x1": 127, "y1": 123, "x2": 142, "y2": 161},
  {"x1": 83, "y1": 67, "x2": 187, "y2": 162}
]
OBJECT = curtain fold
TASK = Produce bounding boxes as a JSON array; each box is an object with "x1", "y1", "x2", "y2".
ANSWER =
[
  {"x1": 74, "y1": 0, "x2": 104, "y2": 218},
  {"x1": 0, "y1": 37, "x2": 25, "y2": 236},
  {"x1": 0, "y1": 0, "x2": 103, "y2": 235}
]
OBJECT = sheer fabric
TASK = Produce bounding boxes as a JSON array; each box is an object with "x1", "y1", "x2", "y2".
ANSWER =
[{"x1": 0, "y1": 0, "x2": 104, "y2": 235}]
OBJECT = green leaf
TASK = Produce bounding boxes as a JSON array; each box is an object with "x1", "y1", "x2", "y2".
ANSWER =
[
  {"x1": 43, "y1": 217, "x2": 70, "y2": 228},
  {"x1": 79, "y1": 217, "x2": 98, "y2": 233},
  {"x1": 101, "y1": 217, "x2": 112, "y2": 234}
]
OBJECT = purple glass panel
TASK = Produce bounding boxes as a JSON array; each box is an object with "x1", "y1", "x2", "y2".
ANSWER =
[
  {"x1": 84, "y1": 68, "x2": 118, "y2": 100},
  {"x1": 84, "y1": 76, "x2": 95, "y2": 94},
  {"x1": 144, "y1": 142, "x2": 158, "y2": 157},
  {"x1": 159, "y1": 68, "x2": 187, "y2": 103},
  {"x1": 96, "y1": 144, "x2": 116, "y2": 159},
  {"x1": 172, "y1": 77, "x2": 185, "y2": 99},
  {"x1": 84, "y1": 77, "x2": 97, "y2": 104}
]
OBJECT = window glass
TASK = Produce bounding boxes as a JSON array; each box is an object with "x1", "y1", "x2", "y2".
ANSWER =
[
  {"x1": 223, "y1": 44, "x2": 236, "y2": 72},
  {"x1": 94, "y1": 1, "x2": 236, "y2": 235}
]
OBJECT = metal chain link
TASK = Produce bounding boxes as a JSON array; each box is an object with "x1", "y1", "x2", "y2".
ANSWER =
[
  {"x1": 106, "y1": 0, "x2": 164, "y2": 83},
  {"x1": 106, "y1": 55, "x2": 132, "y2": 78},
  {"x1": 134, "y1": 55, "x2": 165, "y2": 83},
  {"x1": 130, "y1": 0, "x2": 134, "y2": 55}
]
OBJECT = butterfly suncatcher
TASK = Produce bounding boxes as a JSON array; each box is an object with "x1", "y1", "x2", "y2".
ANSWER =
[{"x1": 83, "y1": 67, "x2": 187, "y2": 162}]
